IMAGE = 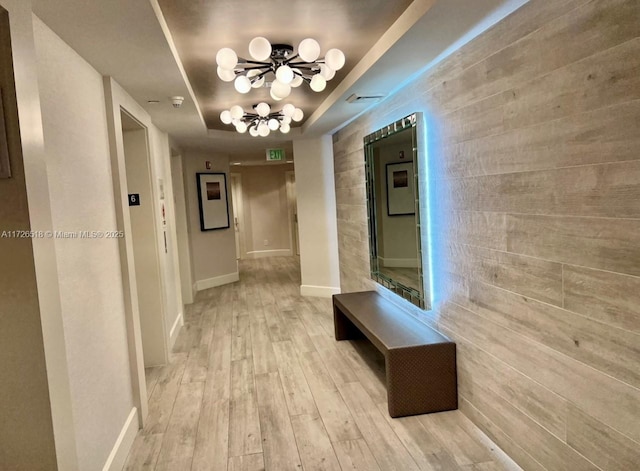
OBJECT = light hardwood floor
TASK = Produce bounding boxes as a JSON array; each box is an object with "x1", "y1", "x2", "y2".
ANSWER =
[{"x1": 124, "y1": 257, "x2": 520, "y2": 471}]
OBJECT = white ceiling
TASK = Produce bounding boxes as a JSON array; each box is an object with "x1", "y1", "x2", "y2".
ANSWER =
[{"x1": 32, "y1": 0, "x2": 529, "y2": 162}]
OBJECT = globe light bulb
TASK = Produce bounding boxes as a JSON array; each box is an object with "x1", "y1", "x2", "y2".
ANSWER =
[
  {"x1": 249, "y1": 37, "x2": 271, "y2": 61},
  {"x1": 255, "y1": 102, "x2": 271, "y2": 117},
  {"x1": 230, "y1": 105, "x2": 244, "y2": 120},
  {"x1": 276, "y1": 65, "x2": 294, "y2": 84},
  {"x1": 258, "y1": 122, "x2": 270, "y2": 137},
  {"x1": 270, "y1": 88, "x2": 283, "y2": 101},
  {"x1": 319, "y1": 64, "x2": 335, "y2": 81},
  {"x1": 282, "y1": 104, "x2": 295, "y2": 117},
  {"x1": 234, "y1": 75, "x2": 252, "y2": 94},
  {"x1": 220, "y1": 110, "x2": 232, "y2": 124},
  {"x1": 236, "y1": 122, "x2": 248, "y2": 133},
  {"x1": 325, "y1": 48, "x2": 345, "y2": 70},
  {"x1": 310, "y1": 74, "x2": 327, "y2": 92},
  {"x1": 268, "y1": 118, "x2": 280, "y2": 131},
  {"x1": 291, "y1": 73, "x2": 304, "y2": 88},
  {"x1": 298, "y1": 38, "x2": 320, "y2": 62},
  {"x1": 281, "y1": 115, "x2": 292, "y2": 125},
  {"x1": 249, "y1": 126, "x2": 259, "y2": 137},
  {"x1": 280, "y1": 123, "x2": 291, "y2": 134},
  {"x1": 217, "y1": 66, "x2": 236, "y2": 82},
  {"x1": 216, "y1": 48, "x2": 238, "y2": 70},
  {"x1": 271, "y1": 80, "x2": 291, "y2": 99},
  {"x1": 292, "y1": 108, "x2": 304, "y2": 122}
]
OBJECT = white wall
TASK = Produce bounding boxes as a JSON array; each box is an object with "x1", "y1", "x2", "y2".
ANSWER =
[
  {"x1": 293, "y1": 136, "x2": 341, "y2": 297},
  {"x1": 33, "y1": 16, "x2": 133, "y2": 471},
  {"x1": 237, "y1": 164, "x2": 294, "y2": 257},
  {"x1": 183, "y1": 151, "x2": 238, "y2": 290}
]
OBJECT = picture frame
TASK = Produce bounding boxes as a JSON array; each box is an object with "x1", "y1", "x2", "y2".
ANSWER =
[
  {"x1": 386, "y1": 161, "x2": 415, "y2": 216},
  {"x1": 0, "y1": 88, "x2": 11, "y2": 179},
  {"x1": 196, "y1": 172, "x2": 230, "y2": 231}
]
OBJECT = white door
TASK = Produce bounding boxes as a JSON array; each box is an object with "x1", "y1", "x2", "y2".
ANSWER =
[
  {"x1": 230, "y1": 173, "x2": 244, "y2": 260},
  {"x1": 285, "y1": 171, "x2": 300, "y2": 256}
]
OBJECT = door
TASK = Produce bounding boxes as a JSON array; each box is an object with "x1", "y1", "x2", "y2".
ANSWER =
[
  {"x1": 285, "y1": 171, "x2": 300, "y2": 256},
  {"x1": 230, "y1": 173, "x2": 244, "y2": 259}
]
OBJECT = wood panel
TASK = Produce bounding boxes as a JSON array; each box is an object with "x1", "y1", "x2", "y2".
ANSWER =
[{"x1": 334, "y1": 5, "x2": 640, "y2": 467}]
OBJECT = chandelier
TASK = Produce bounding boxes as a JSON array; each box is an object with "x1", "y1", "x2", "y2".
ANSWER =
[
  {"x1": 220, "y1": 103, "x2": 304, "y2": 137},
  {"x1": 216, "y1": 37, "x2": 345, "y2": 100}
]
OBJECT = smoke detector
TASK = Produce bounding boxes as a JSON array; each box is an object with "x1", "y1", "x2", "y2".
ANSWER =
[
  {"x1": 170, "y1": 96, "x2": 185, "y2": 108},
  {"x1": 346, "y1": 93, "x2": 385, "y2": 104}
]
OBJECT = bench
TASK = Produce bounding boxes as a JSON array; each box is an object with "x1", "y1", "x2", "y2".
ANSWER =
[{"x1": 333, "y1": 291, "x2": 457, "y2": 418}]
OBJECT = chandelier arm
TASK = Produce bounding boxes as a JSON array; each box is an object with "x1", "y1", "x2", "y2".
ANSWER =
[
  {"x1": 283, "y1": 54, "x2": 300, "y2": 65},
  {"x1": 239, "y1": 65, "x2": 271, "y2": 71},
  {"x1": 237, "y1": 58, "x2": 272, "y2": 66}
]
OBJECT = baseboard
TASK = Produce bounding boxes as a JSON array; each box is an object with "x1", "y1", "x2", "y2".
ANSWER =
[
  {"x1": 300, "y1": 284, "x2": 341, "y2": 298},
  {"x1": 245, "y1": 249, "x2": 292, "y2": 259},
  {"x1": 379, "y1": 256, "x2": 420, "y2": 268},
  {"x1": 102, "y1": 407, "x2": 138, "y2": 471},
  {"x1": 196, "y1": 272, "x2": 240, "y2": 291},
  {"x1": 168, "y1": 312, "x2": 184, "y2": 351}
]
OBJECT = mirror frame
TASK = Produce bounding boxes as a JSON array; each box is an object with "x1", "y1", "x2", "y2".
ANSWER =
[{"x1": 364, "y1": 112, "x2": 429, "y2": 309}]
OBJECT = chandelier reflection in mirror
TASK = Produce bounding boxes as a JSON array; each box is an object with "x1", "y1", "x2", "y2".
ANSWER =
[
  {"x1": 216, "y1": 37, "x2": 345, "y2": 100},
  {"x1": 220, "y1": 103, "x2": 304, "y2": 137}
]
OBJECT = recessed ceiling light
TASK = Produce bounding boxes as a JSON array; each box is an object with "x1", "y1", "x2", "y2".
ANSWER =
[{"x1": 231, "y1": 162, "x2": 242, "y2": 166}]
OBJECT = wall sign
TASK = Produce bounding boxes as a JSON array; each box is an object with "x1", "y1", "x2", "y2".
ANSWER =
[
  {"x1": 128, "y1": 194, "x2": 141, "y2": 206},
  {"x1": 266, "y1": 148, "x2": 285, "y2": 161}
]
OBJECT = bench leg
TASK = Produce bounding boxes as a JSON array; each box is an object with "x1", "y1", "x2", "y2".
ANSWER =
[
  {"x1": 386, "y1": 344, "x2": 458, "y2": 418},
  {"x1": 334, "y1": 305, "x2": 364, "y2": 341}
]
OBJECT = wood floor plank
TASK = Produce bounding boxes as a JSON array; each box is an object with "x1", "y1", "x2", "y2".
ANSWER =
[
  {"x1": 249, "y1": 316, "x2": 279, "y2": 375},
  {"x1": 228, "y1": 453, "x2": 266, "y2": 471},
  {"x1": 229, "y1": 359, "x2": 263, "y2": 457},
  {"x1": 144, "y1": 366, "x2": 162, "y2": 399},
  {"x1": 333, "y1": 438, "x2": 382, "y2": 471},
  {"x1": 191, "y1": 307, "x2": 232, "y2": 471},
  {"x1": 143, "y1": 353, "x2": 188, "y2": 435},
  {"x1": 299, "y1": 351, "x2": 362, "y2": 442},
  {"x1": 272, "y1": 340, "x2": 318, "y2": 417},
  {"x1": 155, "y1": 382, "x2": 204, "y2": 471},
  {"x1": 338, "y1": 381, "x2": 420, "y2": 471},
  {"x1": 232, "y1": 314, "x2": 253, "y2": 362},
  {"x1": 290, "y1": 414, "x2": 341, "y2": 471},
  {"x1": 254, "y1": 372, "x2": 303, "y2": 471},
  {"x1": 123, "y1": 433, "x2": 163, "y2": 470},
  {"x1": 375, "y1": 402, "x2": 459, "y2": 471}
]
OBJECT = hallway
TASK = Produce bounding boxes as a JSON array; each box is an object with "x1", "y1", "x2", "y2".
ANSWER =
[{"x1": 124, "y1": 257, "x2": 518, "y2": 471}]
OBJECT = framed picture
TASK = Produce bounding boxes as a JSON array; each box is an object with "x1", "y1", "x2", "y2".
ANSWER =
[
  {"x1": 0, "y1": 88, "x2": 11, "y2": 179},
  {"x1": 196, "y1": 172, "x2": 230, "y2": 231},
  {"x1": 386, "y1": 161, "x2": 415, "y2": 216}
]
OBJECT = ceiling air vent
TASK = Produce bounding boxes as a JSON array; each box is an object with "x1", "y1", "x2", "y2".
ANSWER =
[{"x1": 346, "y1": 93, "x2": 385, "y2": 104}]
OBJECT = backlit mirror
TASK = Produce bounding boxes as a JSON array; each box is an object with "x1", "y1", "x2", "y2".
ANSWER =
[{"x1": 364, "y1": 113, "x2": 430, "y2": 309}]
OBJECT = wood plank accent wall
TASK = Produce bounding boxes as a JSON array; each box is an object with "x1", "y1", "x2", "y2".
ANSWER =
[{"x1": 332, "y1": 1, "x2": 640, "y2": 469}]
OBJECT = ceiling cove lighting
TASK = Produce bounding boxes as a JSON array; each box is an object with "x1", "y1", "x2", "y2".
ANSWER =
[
  {"x1": 216, "y1": 37, "x2": 345, "y2": 99},
  {"x1": 220, "y1": 103, "x2": 304, "y2": 137}
]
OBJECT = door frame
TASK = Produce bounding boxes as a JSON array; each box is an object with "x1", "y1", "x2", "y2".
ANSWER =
[
  {"x1": 285, "y1": 170, "x2": 299, "y2": 256},
  {"x1": 104, "y1": 77, "x2": 169, "y2": 427},
  {"x1": 230, "y1": 172, "x2": 245, "y2": 260}
]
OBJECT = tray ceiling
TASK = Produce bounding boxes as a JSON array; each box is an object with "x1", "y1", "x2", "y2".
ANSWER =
[{"x1": 157, "y1": 0, "x2": 413, "y2": 130}]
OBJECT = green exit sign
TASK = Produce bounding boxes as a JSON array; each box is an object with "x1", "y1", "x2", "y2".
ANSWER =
[{"x1": 266, "y1": 148, "x2": 285, "y2": 161}]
